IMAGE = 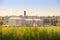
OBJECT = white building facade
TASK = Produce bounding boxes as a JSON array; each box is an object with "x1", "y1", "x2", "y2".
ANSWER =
[
  {"x1": 8, "y1": 16, "x2": 23, "y2": 26},
  {"x1": 8, "y1": 16, "x2": 44, "y2": 26}
]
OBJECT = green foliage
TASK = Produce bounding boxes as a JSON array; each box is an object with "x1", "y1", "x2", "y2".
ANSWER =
[
  {"x1": 0, "y1": 21, "x2": 3, "y2": 26},
  {"x1": 51, "y1": 19, "x2": 58, "y2": 26},
  {"x1": 44, "y1": 18, "x2": 50, "y2": 24},
  {"x1": 0, "y1": 27, "x2": 60, "y2": 40}
]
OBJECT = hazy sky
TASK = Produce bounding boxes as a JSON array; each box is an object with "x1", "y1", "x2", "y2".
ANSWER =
[{"x1": 0, "y1": 0, "x2": 60, "y2": 16}]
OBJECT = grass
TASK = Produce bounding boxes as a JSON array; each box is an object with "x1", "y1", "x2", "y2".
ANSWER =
[{"x1": 0, "y1": 26, "x2": 60, "y2": 40}]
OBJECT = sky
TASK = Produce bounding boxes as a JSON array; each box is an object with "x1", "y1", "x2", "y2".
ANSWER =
[{"x1": 0, "y1": 0, "x2": 60, "y2": 16}]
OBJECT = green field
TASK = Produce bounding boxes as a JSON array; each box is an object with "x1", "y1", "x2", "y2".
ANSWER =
[{"x1": 0, "y1": 26, "x2": 60, "y2": 40}]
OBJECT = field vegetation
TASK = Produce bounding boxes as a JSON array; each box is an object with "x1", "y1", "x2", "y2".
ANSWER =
[{"x1": 0, "y1": 26, "x2": 60, "y2": 40}]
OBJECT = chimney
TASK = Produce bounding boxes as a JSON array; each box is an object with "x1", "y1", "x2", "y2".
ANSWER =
[{"x1": 24, "y1": 10, "x2": 26, "y2": 16}]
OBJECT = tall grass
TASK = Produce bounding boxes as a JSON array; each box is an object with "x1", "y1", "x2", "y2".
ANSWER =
[{"x1": 0, "y1": 27, "x2": 60, "y2": 40}]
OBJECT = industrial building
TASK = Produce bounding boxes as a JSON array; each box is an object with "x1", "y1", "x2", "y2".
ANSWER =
[{"x1": 8, "y1": 11, "x2": 44, "y2": 26}]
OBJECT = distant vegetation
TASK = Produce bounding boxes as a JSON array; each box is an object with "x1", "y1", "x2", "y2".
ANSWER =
[
  {"x1": 0, "y1": 27, "x2": 60, "y2": 40},
  {"x1": 0, "y1": 16, "x2": 60, "y2": 27},
  {"x1": 0, "y1": 21, "x2": 3, "y2": 26}
]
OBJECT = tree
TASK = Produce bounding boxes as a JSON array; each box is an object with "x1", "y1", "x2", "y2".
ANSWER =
[
  {"x1": 0, "y1": 21, "x2": 3, "y2": 26},
  {"x1": 44, "y1": 18, "x2": 50, "y2": 25},
  {"x1": 51, "y1": 19, "x2": 58, "y2": 26}
]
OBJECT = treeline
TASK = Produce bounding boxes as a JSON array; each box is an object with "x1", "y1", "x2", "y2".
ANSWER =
[
  {"x1": 0, "y1": 16, "x2": 60, "y2": 26},
  {"x1": 43, "y1": 18, "x2": 58, "y2": 26}
]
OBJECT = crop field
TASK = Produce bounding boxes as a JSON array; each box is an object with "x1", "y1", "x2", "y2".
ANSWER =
[{"x1": 0, "y1": 26, "x2": 60, "y2": 40}]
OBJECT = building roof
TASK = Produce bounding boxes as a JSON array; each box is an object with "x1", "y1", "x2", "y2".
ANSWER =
[
  {"x1": 17, "y1": 15, "x2": 41, "y2": 18},
  {"x1": 9, "y1": 15, "x2": 44, "y2": 20},
  {"x1": 25, "y1": 18, "x2": 33, "y2": 21},
  {"x1": 9, "y1": 16, "x2": 22, "y2": 20}
]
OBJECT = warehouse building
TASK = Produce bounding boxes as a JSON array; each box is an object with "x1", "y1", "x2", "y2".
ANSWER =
[{"x1": 8, "y1": 11, "x2": 44, "y2": 26}]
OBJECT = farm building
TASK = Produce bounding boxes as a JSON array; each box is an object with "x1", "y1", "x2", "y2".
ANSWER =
[
  {"x1": 7, "y1": 11, "x2": 44, "y2": 26},
  {"x1": 0, "y1": 11, "x2": 58, "y2": 26},
  {"x1": 0, "y1": 11, "x2": 59, "y2": 26},
  {"x1": 8, "y1": 16, "x2": 23, "y2": 26},
  {"x1": 8, "y1": 16, "x2": 44, "y2": 26}
]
